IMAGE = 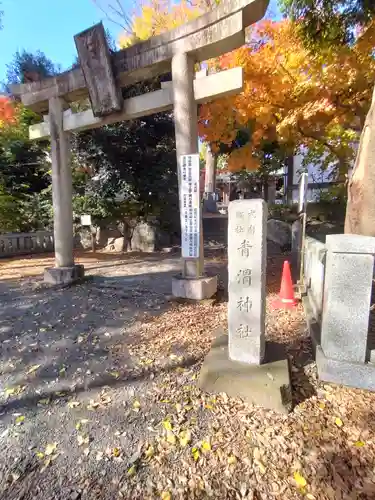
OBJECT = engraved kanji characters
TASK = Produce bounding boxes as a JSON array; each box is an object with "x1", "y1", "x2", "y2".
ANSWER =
[
  {"x1": 236, "y1": 324, "x2": 252, "y2": 338},
  {"x1": 237, "y1": 296, "x2": 252, "y2": 312},
  {"x1": 238, "y1": 239, "x2": 252, "y2": 257}
]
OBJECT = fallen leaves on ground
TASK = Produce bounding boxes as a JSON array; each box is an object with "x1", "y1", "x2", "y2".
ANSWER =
[{"x1": 3, "y1": 251, "x2": 375, "y2": 499}]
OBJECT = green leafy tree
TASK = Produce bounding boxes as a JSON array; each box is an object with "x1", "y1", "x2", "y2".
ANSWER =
[
  {"x1": 73, "y1": 75, "x2": 179, "y2": 232},
  {"x1": 279, "y1": 0, "x2": 375, "y2": 47},
  {"x1": 6, "y1": 50, "x2": 60, "y2": 85}
]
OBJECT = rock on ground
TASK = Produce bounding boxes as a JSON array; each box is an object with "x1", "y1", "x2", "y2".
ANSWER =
[{"x1": 267, "y1": 219, "x2": 292, "y2": 250}]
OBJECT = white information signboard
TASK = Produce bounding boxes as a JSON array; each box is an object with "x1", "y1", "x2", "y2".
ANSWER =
[
  {"x1": 80, "y1": 214, "x2": 92, "y2": 226},
  {"x1": 180, "y1": 154, "x2": 201, "y2": 259}
]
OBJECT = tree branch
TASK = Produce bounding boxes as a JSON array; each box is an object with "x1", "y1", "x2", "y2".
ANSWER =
[{"x1": 91, "y1": 0, "x2": 132, "y2": 34}]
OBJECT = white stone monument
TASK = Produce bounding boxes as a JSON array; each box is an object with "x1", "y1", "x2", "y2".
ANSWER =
[
  {"x1": 199, "y1": 199, "x2": 292, "y2": 413},
  {"x1": 228, "y1": 199, "x2": 266, "y2": 364}
]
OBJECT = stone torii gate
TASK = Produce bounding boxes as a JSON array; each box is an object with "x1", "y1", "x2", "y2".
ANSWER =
[{"x1": 12, "y1": 0, "x2": 269, "y2": 297}]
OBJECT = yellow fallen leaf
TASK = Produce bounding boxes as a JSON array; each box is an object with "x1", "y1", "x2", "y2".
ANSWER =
[
  {"x1": 67, "y1": 401, "x2": 81, "y2": 409},
  {"x1": 113, "y1": 447, "x2": 121, "y2": 457},
  {"x1": 50, "y1": 452, "x2": 60, "y2": 462},
  {"x1": 133, "y1": 400, "x2": 141, "y2": 411},
  {"x1": 27, "y1": 364, "x2": 41, "y2": 375},
  {"x1": 5, "y1": 386, "x2": 25, "y2": 397},
  {"x1": 144, "y1": 444, "x2": 155, "y2": 459},
  {"x1": 192, "y1": 447, "x2": 200, "y2": 461},
  {"x1": 204, "y1": 404, "x2": 213, "y2": 410},
  {"x1": 87, "y1": 400, "x2": 100, "y2": 410},
  {"x1": 38, "y1": 398, "x2": 51, "y2": 405},
  {"x1": 166, "y1": 431, "x2": 176, "y2": 445},
  {"x1": 127, "y1": 464, "x2": 137, "y2": 476},
  {"x1": 77, "y1": 434, "x2": 89, "y2": 446},
  {"x1": 228, "y1": 455, "x2": 237, "y2": 465},
  {"x1": 45, "y1": 443, "x2": 57, "y2": 456},
  {"x1": 257, "y1": 461, "x2": 266, "y2": 474},
  {"x1": 40, "y1": 458, "x2": 51, "y2": 473},
  {"x1": 306, "y1": 495, "x2": 316, "y2": 500},
  {"x1": 175, "y1": 403, "x2": 182, "y2": 412},
  {"x1": 109, "y1": 371, "x2": 120, "y2": 378},
  {"x1": 354, "y1": 440, "x2": 365, "y2": 447},
  {"x1": 15, "y1": 415, "x2": 25, "y2": 425},
  {"x1": 201, "y1": 440, "x2": 211, "y2": 452},
  {"x1": 335, "y1": 417, "x2": 343, "y2": 428},
  {"x1": 36, "y1": 452, "x2": 44, "y2": 459},
  {"x1": 318, "y1": 402, "x2": 326, "y2": 410},
  {"x1": 179, "y1": 430, "x2": 191, "y2": 447},
  {"x1": 162, "y1": 419, "x2": 172, "y2": 431},
  {"x1": 161, "y1": 492, "x2": 171, "y2": 500},
  {"x1": 294, "y1": 471, "x2": 307, "y2": 488}
]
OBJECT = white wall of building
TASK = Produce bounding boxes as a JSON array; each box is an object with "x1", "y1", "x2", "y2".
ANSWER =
[{"x1": 290, "y1": 151, "x2": 338, "y2": 204}]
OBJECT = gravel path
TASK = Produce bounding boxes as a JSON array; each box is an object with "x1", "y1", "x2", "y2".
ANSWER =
[{"x1": 1, "y1": 249, "x2": 375, "y2": 499}]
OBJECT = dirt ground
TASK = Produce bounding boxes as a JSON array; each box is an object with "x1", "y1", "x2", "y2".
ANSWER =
[{"x1": 1, "y1": 249, "x2": 375, "y2": 500}]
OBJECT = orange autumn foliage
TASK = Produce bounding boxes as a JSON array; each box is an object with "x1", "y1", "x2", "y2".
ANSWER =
[
  {"x1": 0, "y1": 96, "x2": 18, "y2": 128},
  {"x1": 199, "y1": 19, "x2": 375, "y2": 171}
]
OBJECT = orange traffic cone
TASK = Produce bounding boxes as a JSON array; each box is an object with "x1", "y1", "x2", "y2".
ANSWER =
[{"x1": 272, "y1": 260, "x2": 297, "y2": 309}]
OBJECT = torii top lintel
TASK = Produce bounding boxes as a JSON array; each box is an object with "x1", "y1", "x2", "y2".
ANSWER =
[{"x1": 11, "y1": 0, "x2": 269, "y2": 114}]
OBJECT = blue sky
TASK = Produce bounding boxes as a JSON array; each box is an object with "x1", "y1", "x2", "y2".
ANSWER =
[
  {"x1": 0, "y1": 0, "x2": 281, "y2": 85},
  {"x1": 0, "y1": 0, "x2": 129, "y2": 83}
]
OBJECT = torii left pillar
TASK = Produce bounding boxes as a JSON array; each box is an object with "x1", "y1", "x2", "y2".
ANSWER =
[{"x1": 44, "y1": 97, "x2": 84, "y2": 285}]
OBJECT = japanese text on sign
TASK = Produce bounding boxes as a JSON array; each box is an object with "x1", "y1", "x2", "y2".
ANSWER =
[{"x1": 179, "y1": 154, "x2": 201, "y2": 258}]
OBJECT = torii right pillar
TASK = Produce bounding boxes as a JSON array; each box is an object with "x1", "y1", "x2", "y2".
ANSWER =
[{"x1": 171, "y1": 52, "x2": 218, "y2": 300}]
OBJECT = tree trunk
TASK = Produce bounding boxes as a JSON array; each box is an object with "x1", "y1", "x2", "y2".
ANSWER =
[
  {"x1": 345, "y1": 86, "x2": 375, "y2": 235},
  {"x1": 203, "y1": 145, "x2": 218, "y2": 212}
]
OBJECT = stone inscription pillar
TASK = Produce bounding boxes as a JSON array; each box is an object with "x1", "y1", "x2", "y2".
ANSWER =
[
  {"x1": 49, "y1": 96, "x2": 74, "y2": 268},
  {"x1": 171, "y1": 52, "x2": 204, "y2": 278},
  {"x1": 228, "y1": 199, "x2": 267, "y2": 364}
]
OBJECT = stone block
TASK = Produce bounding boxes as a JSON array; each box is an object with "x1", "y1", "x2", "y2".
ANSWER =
[
  {"x1": 325, "y1": 233, "x2": 375, "y2": 254},
  {"x1": 113, "y1": 237, "x2": 125, "y2": 252},
  {"x1": 44, "y1": 265, "x2": 85, "y2": 285},
  {"x1": 321, "y1": 247, "x2": 373, "y2": 364},
  {"x1": 316, "y1": 346, "x2": 375, "y2": 392},
  {"x1": 267, "y1": 219, "x2": 292, "y2": 249},
  {"x1": 198, "y1": 332, "x2": 292, "y2": 414},
  {"x1": 172, "y1": 274, "x2": 217, "y2": 300},
  {"x1": 131, "y1": 221, "x2": 156, "y2": 252},
  {"x1": 303, "y1": 236, "x2": 326, "y2": 323},
  {"x1": 228, "y1": 199, "x2": 267, "y2": 365}
]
